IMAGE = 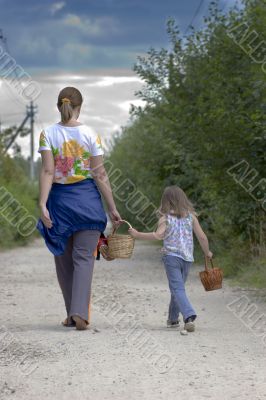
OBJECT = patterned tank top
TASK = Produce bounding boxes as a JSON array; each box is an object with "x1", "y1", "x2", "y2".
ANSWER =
[{"x1": 162, "y1": 213, "x2": 194, "y2": 262}]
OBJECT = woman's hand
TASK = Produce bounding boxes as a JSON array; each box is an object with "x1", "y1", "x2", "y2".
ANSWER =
[
  {"x1": 40, "y1": 205, "x2": 53, "y2": 229},
  {"x1": 128, "y1": 227, "x2": 140, "y2": 239},
  {"x1": 108, "y1": 208, "x2": 122, "y2": 227}
]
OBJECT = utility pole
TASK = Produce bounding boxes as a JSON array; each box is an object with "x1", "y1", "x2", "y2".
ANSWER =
[
  {"x1": 4, "y1": 114, "x2": 29, "y2": 154},
  {"x1": 4, "y1": 102, "x2": 38, "y2": 180},
  {"x1": 27, "y1": 101, "x2": 38, "y2": 181},
  {"x1": 1, "y1": 29, "x2": 38, "y2": 180}
]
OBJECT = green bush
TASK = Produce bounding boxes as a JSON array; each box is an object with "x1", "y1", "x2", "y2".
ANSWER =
[{"x1": 0, "y1": 152, "x2": 39, "y2": 249}]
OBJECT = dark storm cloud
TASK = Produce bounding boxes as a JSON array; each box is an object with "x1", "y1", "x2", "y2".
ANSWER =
[{"x1": 0, "y1": 0, "x2": 237, "y2": 70}]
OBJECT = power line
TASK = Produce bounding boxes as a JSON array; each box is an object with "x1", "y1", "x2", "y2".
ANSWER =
[
  {"x1": 184, "y1": 0, "x2": 205, "y2": 35},
  {"x1": 4, "y1": 114, "x2": 29, "y2": 153}
]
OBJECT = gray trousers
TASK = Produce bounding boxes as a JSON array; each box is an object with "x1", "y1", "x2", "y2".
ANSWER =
[{"x1": 54, "y1": 230, "x2": 100, "y2": 323}]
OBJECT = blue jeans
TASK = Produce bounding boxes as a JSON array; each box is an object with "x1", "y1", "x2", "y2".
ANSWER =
[{"x1": 163, "y1": 255, "x2": 196, "y2": 322}]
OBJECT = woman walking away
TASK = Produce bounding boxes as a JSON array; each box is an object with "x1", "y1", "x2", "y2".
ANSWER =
[
  {"x1": 128, "y1": 186, "x2": 213, "y2": 333},
  {"x1": 37, "y1": 87, "x2": 121, "y2": 330}
]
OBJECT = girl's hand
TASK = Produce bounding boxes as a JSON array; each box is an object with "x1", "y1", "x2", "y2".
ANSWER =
[
  {"x1": 128, "y1": 227, "x2": 139, "y2": 239},
  {"x1": 40, "y1": 205, "x2": 53, "y2": 229},
  {"x1": 206, "y1": 251, "x2": 213, "y2": 259},
  {"x1": 108, "y1": 208, "x2": 122, "y2": 227}
]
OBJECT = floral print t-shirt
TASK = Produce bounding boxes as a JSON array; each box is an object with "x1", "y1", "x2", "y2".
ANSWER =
[
  {"x1": 38, "y1": 123, "x2": 104, "y2": 184},
  {"x1": 162, "y1": 213, "x2": 194, "y2": 262}
]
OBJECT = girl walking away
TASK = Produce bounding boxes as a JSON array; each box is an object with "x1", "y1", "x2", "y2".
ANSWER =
[
  {"x1": 128, "y1": 186, "x2": 213, "y2": 333},
  {"x1": 37, "y1": 87, "x2": 121, "y2": 330}
]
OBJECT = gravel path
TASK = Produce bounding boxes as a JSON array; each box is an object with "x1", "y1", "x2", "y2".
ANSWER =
[{"x1": 0, "y1": 240, "x2": 265, "y2": 400}]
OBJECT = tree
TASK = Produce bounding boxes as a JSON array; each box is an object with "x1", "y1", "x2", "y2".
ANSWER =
[{"x1": 108, "y1": 0, "x2": 266, "y2": 270}]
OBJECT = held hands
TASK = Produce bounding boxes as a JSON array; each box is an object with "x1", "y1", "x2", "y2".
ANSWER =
[
  {"x1": 128, "y1": 227, "x2": 140, "y2": 239},
  {"x1": 108, "y1": 208, "x2": 122, "y2": 227}
]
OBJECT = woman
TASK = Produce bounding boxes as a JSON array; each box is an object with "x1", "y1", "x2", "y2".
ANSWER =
[{"x1": 37, "y1": 86, "x2": 121, "y2": 330}]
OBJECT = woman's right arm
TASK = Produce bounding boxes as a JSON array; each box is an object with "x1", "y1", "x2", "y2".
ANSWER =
[
  {"x1": 39, "y1": 151, "x2": 54, "y2": 228},
  {"x1": 90, "y1": 155, "x2": 121, "y2": 225}
]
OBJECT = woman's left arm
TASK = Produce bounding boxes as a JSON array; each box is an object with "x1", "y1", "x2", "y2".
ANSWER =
[{"x1": 39, "y1": 151, "x2": 54, "y2": 228}]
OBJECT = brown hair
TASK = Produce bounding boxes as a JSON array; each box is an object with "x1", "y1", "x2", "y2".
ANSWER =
[
  {"x1": 57, "y1": 87, "x2": 83, "y2": 124},
  {"x1": 158, "y1": 186, "x2": 195, "y2": 218}
]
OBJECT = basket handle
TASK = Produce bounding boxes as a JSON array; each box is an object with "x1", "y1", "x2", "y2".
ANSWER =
[
  {"x1": 112, "y1": 220, "x2": 133, "y2": 235},
  {"x1": 204, "y1": 256, "x2": 214, "y2": 271}
]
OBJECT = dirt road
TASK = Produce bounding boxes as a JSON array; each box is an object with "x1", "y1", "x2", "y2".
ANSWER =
[{"x1": 0, "y1": 240, "x2": 265, "y2": 400}]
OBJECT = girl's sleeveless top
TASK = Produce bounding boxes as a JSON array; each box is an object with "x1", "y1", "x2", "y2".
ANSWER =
[{"x1": 162, "y1": 213, "x2": 194, "y2": 262}]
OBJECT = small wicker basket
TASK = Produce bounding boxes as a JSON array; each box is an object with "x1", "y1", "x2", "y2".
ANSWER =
[
  {"x1": 107, "y1": 220, "x2": 135, "y2": 259},
  {"x1": 199, "y1": 257, "x2": 223, "y2": 291}
]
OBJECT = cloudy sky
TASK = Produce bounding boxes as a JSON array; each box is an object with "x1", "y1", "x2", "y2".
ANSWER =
[{"x1": 0, "y1": 0, "x2": 238, "y2": 157}]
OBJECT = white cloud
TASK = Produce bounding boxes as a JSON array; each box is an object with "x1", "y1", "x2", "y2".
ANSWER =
[
  {"x1": 88, "y1": 116, "x2": 114, "y2": 125},
  {"x1": 0, "y1": 71, "x2": 144, "y2": 159},
  {"x1": 50, "y1": 2, "x2": 66, "y2": 16},
  {"x1": 41, "y1": 74, "x2": 89, "y2": 82},
  {"x1": 118, "y1": 99, "x2": 146, "y2": 112},
  {"x1": 11, "y1": 16, "x2": 138, "y2": 70},
  {"x1": 62, "y1": 13, "x2": 81, "y2": 27},
  {"x1": 86, "y1": 76, "x2": 142, "y2": 88},
  {"x1": 62, "y1": 14, "x2": 119, "y2": 37}
]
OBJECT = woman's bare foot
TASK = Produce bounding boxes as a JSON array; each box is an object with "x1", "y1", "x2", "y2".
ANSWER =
[{"x1": 72, "y1": 315, "x2": 88, "y2": 330}]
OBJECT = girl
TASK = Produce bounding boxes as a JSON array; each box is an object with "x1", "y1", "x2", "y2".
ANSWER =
[
  {"x1": 37, "y1": 86, "x2": 121, "y2": 330},
  {"x1": 128, "y1": 186, "x2": 213, "y2": 332}
]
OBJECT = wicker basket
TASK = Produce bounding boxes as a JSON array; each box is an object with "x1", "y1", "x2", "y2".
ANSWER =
[
  {"x1": 199, "y1": 257, "x2": 223, "y2": 291},
  {"x1": 107, "y1": 220, "x2": 135, "y2": 259}
]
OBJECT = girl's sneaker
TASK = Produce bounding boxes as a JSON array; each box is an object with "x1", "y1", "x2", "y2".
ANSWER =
[
  {"x1": 184, "y1": 316, "x2": 196, "y2": 332},
  {"x1": 167, "y1": 320, "x2": 180, "y2": 329}
]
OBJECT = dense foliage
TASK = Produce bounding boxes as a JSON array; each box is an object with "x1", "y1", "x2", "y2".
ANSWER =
[
  {"x1": 0, "y1": 133, "x2": 39, "y2": 249},
  {"x1": 108, "y1": 0, "x2": 266, "y2": 278}
]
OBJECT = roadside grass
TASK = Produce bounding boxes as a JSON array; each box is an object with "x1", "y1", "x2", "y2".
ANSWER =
[
  {"x1": 230, "y1": 257, "x2": 266, "y2": 289},
  {"x1": 195, "y1": 242, "x2": 266, "y2": 290}
]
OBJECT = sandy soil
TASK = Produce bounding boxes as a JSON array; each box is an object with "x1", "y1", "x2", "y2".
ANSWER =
[{"x1": 0, "y1": 239, "x2": 265, "y2": 400}]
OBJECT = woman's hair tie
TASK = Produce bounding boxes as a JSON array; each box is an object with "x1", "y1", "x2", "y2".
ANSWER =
[{"x1": 62, "y1": 97, "x2": 71, "y2": 104}]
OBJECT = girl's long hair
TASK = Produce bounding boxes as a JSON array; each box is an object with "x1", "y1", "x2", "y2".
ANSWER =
[
  {"x1": 57, "y1": 87, "x2": 83, "y2": 124},
  {"x1": 158, "y1": 186, "x2": 195, "y2": 218}
]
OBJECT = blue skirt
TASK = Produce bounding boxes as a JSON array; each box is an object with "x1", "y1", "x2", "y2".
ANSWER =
[{"x1": 37, "y1": 179, "x2": 107, "y2": 256}]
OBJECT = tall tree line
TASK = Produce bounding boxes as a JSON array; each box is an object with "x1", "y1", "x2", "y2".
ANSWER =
[{"x1": 108, "y1": 0, "x2": 266, "y2": 273}]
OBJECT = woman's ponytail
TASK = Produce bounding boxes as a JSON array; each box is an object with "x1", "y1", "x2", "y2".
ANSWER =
[
  {"x1": 60, "y1": 98, "x2": 73, "y2": 123},
  {"x1": 57, "y1": 87, "x2": 83, "y2": 124}
]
